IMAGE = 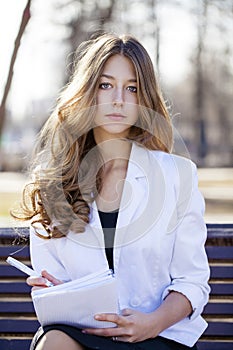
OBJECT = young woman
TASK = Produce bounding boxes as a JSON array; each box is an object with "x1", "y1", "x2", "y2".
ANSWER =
[{"x1": 15, "y1": 33, "x2": 210, "y2": 350}]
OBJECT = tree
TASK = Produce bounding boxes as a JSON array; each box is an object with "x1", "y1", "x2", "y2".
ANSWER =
[
  {"x1": 195, "y1": 0, "x2": 208, "y2": 165},
  {"x1": 54, "y1": 0, "x2": 116, "y2": 83},
  {"x1": 0, "y1": 0, "x2": 32, "y2": 160}
]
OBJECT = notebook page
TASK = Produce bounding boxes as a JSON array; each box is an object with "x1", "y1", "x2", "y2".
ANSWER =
[
  {"x1": 32, "y1": 268, "x2": 113, "y2": 296},
  {"x1": 32, "y1": 276, "x2": 118, "y2": 328}
]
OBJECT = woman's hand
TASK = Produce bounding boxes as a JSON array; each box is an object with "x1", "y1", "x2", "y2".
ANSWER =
[
  {"x1": 82, "y1": 292, "x2": 192, "y2": 343},
  {"x1": 27, "y1": 270, "x2": 63, "y2": 291},
  {"x1": 82, "y1": 308, "x2": 159, "y2": 343}
]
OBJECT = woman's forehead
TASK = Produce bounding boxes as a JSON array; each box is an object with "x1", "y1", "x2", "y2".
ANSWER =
[{"x1": 101, "y1": 54, "x2": 137, "y2": 79}]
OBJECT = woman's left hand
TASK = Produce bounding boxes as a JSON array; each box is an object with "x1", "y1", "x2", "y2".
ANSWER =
[{"x1": 82, "y1": 308, "x2": 159, "y2": 343}]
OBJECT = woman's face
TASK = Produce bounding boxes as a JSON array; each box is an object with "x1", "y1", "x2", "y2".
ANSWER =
[{"x1": 93, "y1": 54, "x2": 138, "y2": 142}]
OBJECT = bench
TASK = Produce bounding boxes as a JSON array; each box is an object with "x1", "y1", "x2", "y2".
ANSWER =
[{"x1": 0, "y1": 224, "x2": 232, "y2": 350}]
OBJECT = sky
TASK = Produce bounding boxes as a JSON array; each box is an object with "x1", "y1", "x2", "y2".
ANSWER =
[
  {"x1": 0, "y1": 0, "x2": 197, "y2": 120},
  {"x1": 0, "y1": 0, "x2": 68, "y2": 119}
]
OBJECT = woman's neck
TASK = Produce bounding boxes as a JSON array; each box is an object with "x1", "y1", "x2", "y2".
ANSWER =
[
  {"x1": 93, "y1": 131, "x2": 132, "y2": 212},
  {"x1": 93, "y1": 130, "x2": 132, "y2": 164}
]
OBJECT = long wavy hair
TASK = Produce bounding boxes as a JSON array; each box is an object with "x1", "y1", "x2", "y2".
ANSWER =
[{"x1": 12, "y1": 33, "x2": 173, "y2": 238}]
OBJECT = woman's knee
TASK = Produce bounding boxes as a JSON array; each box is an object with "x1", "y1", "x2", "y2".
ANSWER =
[{"x1": 35, "y1": 330, "x2": 85, "y2": 350}]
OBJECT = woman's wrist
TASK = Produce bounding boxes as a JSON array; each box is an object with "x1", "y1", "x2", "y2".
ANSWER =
[
  {"x1": 148, "y1": 309, "x2": 166, "y2": 336},
  {"x1": 149, "y1": 291, "x2": 192, "y2": 335}
]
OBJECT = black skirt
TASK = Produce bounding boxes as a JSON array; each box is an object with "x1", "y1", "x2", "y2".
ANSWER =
[{"x1": 30, "y1": 324, "x2": 197, "y2": 350}]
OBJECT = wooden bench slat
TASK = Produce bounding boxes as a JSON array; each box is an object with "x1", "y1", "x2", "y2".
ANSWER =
[
  {"x1": 3, "y1": 300, "x2": 232, "y2": 316},
  {"x1": 0, "y1": 245, "x2": 30, "y2": 258},
  {"x1": 0, "y1": 227, "x2": 29, "y2": 240},
  {"x1": 203, "y1": 322, "x2": 233, "y2": 336},
  {"x1": 206, "y1": 246, "x2": 233, "y2": 260},
  {"x1": 1, "y1": 245, "x2": 232, "y2": 260},
  {"x1": 0, "y1": 281, "x2": 31, "y2": 293},
  {"x1": 0, "y1": 301, "x2": 35, "y2": 313},
  {"x1": 4, "y1": 265, "x2": 231, "y2": 278},
  {"x1": 197, "y1": 342, "x2": 233, "y2": 350},
  {"x1": 0, "y1": 300, "x2": 233, "y2": 316},
  {"x1": 1, "y1": 265, "x2": 232, "y2": 279},
  {"x1": 0, "y1": 339, "x2": 32, "y2": 350},
  {"x1": 0, "y1": 319, "x2": 39, "y2": 333},
  {"x1": 1, "y1": 282, "x2": 229, "y2": 297},
  {"x1": 1, "y1": 301, "x2": 232, "y2": 316},
  {"x1": 1, "y1": 283, "x2": 229, "y2": 298},
  {"x1": 203, "y1": 302, "x2": 233, "y2": 314},
  {"x1": 210, "y1": 265, "x2": 233, "y2": 279},
  {"x1": 209, "y1": 283, "x2": 233, "y2": 295},
  {"x1": 206, "y1": 223, "x2": 233, "y2": 229},
  {"x1": 0, "y1": 264, "x2": 32, "y2": 277}
]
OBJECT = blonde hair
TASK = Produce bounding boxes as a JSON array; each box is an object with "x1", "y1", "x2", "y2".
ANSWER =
[{"x1": 12, "y1": 33, "x2": 173, "y2": 238}]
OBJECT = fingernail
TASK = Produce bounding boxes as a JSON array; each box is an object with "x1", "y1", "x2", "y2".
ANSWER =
[
  {"x1": 95, "y1": 315, "x2": 101, "y2": 320},
  {"x1": 82, "y1": 330, "x2": 86, "y2": 333}
]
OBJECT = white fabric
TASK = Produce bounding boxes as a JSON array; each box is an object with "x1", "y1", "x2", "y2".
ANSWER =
[{"x1": 30, "y1": 143, "x2": 210, "y2": 347}]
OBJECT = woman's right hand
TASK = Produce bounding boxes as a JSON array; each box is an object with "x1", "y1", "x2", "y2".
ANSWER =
[{"x1": 27, "y1": 270, "x2": 63, "y2": 291}]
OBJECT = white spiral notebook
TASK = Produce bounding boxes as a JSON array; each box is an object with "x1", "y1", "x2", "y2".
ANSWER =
[{"x1": 31, "y1": 269, "x2": 119, "y2": 329}]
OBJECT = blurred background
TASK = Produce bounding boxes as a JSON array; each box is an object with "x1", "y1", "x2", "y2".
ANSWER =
[{"x1": 0, "y1": 0, "x2": 232, "y2": 226}]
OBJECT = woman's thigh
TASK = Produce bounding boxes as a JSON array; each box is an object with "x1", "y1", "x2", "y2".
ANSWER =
[
  {"x1": 34, "y1": 330, "x2": 85, "y2": 350},
  {"x1": 30, "y1": 326, "x2": 196, "y2": 350}
]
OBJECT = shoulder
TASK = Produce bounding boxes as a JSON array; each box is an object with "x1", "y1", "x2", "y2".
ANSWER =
[
  {"x1": 147, "y1": 149, "x2": 197, "y2": 174},
  {"x1": 145, "y1": 149, "x2": 199, "y2": 193},
  {"x1": 132, "y1": 143, "x2": 197, "y2": 176}
]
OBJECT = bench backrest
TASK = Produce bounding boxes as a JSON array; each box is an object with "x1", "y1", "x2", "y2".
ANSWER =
[{"x1": 0, "y1": 224, "x2": 232, "y2": 350}]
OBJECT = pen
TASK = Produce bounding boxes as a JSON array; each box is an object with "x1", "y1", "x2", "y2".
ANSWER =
[{"x1": 6, "y1": 256, "x2": 53, "y2": 287}]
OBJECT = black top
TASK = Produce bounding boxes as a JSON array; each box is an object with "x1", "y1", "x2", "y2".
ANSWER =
[{"x1": 98, "y1": 210, "x2": 119, "y2": 271}]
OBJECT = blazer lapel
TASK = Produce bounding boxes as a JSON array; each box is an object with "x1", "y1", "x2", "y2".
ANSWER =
[
  {"x1": 87, "y1": 144, "x2": 148, "y2": 252},
  {"x1": 88, "y1": 201, "x2": 105, "y2": 248},
  {"x1": 116, "y1": 143, "x2": 148, "y2": 231},
  {"x1": 114, "y1": 144, "x2": 152, "y2": 269},
  {"x1": 114, "y1": 143, "x2": 166, "y2": 273}
]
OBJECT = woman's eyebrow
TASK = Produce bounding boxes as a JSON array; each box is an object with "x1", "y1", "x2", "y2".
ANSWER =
[{"x1": 101, "y1": 73, "x2": 137, "y2": 83}]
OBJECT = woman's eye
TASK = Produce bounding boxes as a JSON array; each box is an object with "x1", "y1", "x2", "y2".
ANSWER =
[
  {"x1": 99, "y1": 82, "x2": 111, "y2": 89},
  {"x1": 127, "y1": 86, "x2": 137, "y2": 93}
]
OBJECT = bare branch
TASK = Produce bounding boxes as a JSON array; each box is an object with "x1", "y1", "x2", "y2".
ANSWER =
[{"x1": 0, "y1": 0, "x2": 32, "y2": 139}]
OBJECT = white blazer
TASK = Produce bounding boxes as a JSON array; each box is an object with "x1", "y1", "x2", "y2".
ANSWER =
[{"x1": 30, "y1": 142, "x2": 210, "y2": 347}]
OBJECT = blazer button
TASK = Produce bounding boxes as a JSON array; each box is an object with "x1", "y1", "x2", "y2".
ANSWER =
[
  {"x1": 143, "y1": 300, "x2": 151, "y2": 309},
  {"x1": 130, "y1": 297, "x2": 141, "y2": 307}
]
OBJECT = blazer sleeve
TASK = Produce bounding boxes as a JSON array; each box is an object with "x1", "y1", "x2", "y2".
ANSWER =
[
  {"x1": 29, "y1": 226, "x2": 70, "y2": 282},
  {"x1": 162, "y1": 159, "x2": 210, "y2": 320}
]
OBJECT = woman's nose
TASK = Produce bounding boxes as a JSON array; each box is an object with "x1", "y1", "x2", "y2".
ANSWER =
[{"x1": 112, "y1": 88, "x2": 123, "y2": 106}]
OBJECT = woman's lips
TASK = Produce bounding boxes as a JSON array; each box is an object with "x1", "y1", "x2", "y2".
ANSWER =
[{"x1": 105, "y1": 113, "x2": 126, "y2": 121}]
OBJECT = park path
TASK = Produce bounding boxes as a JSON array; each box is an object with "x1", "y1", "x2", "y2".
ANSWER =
[{"x1": 0, "y1": 169, "x2": 232, "y2": 226}]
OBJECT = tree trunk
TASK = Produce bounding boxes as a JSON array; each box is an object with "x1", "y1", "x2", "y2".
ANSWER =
[
  {"x1": 195, "y1": 0, "x2": 208, "y2": 165},
  {"x1": 151, "y1": 0, "x2": 160, "y2": 72},
  {"x1": 0, "y1": 0, "x2": 32, "y2": 145}
]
